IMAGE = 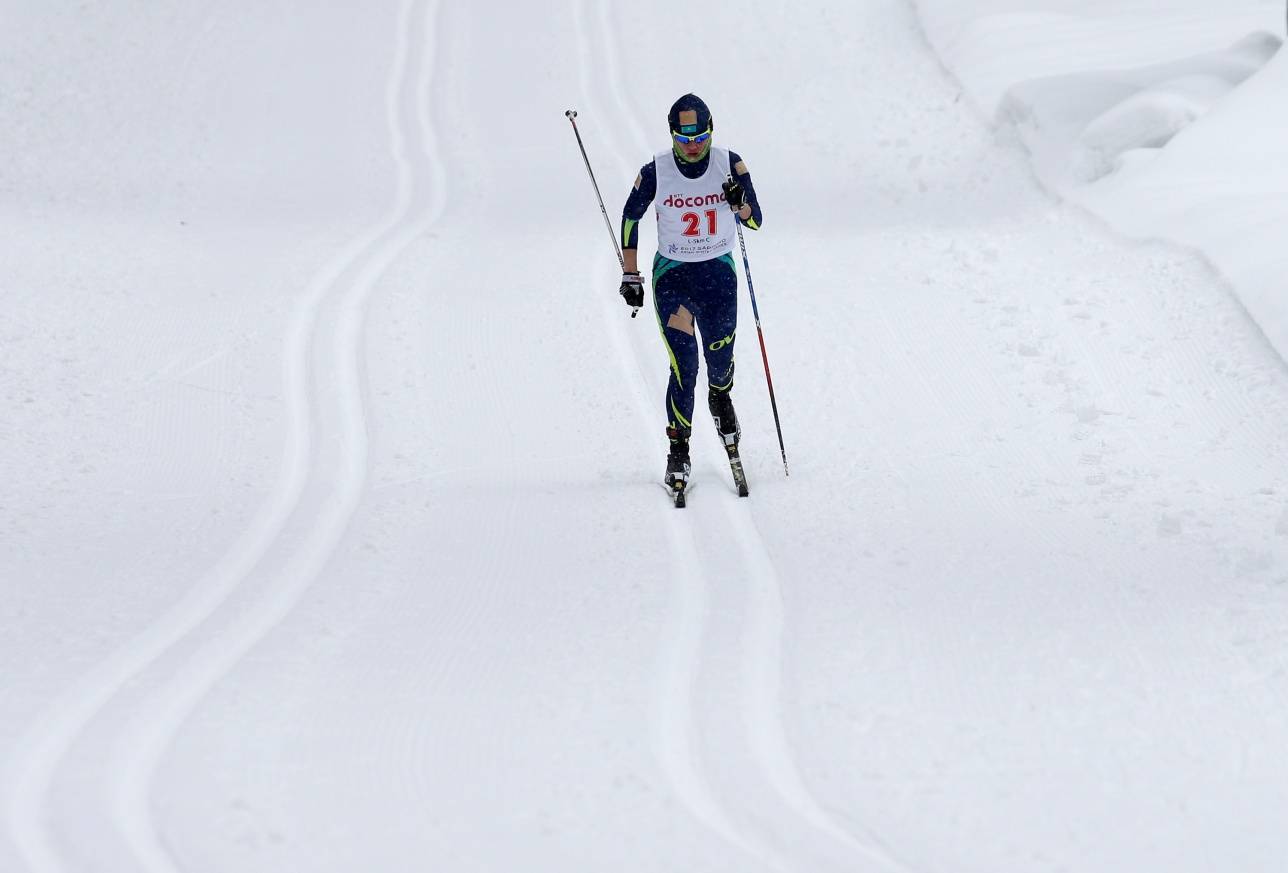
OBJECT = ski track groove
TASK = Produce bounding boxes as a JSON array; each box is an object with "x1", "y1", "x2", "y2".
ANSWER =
[
  {"x1": 111, "y1": 3, "x2": 446, "y2": 870},
  {"x1": 572, "y1": 3, "x2": 793, "y2": 870},
  {"x1": 588, "y1": 3, "x2": 912, "y2": 869},
  {"x1": 720, "y1": 502, "x2": 917, "y2": 873},
  {"x1": 390, "y1": 1, "x2": 524, "y2": 807},
  {"x1": 3, "y1": 130, "x2": 385, "y2": 873},
  {"x1": 600, "y1": 1, "x2": 906, "y2": 867},
  {"x1": 5, "y1": 2, "x2": 442, "y2": 871}
]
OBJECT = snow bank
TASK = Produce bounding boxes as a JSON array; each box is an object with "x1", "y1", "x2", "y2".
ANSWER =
[
  {"x1": 915, "y1": 0, "x2": 1288, "y2": 358},
  {"x1": 998, "y1": 33, "x2": 1279, "y2": 186}
]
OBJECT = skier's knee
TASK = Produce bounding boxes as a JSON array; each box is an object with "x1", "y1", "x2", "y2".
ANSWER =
[{"x1": 709, "y1": 361, "x2": 735, "y2": 394}]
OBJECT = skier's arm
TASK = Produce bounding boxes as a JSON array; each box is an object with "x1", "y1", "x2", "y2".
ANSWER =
[
  {"x1": 621, "y1": 161, "x2": 657, "y2": 273},
  {"x1": 728, "y1": 151, "x2": 763, "y2": 230}
]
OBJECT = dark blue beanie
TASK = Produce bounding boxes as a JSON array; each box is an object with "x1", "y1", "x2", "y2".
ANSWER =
[{"x1": 668, "y1": 94, "x2": 712, "y2": 135}]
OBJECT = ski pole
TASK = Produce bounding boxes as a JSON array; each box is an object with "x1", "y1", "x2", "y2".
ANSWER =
[
  {"x1": 731, "y1": 201, "x2": 790, "y2": 477},
  {"x1": 565, "y1": 109, "x2": 637, "y2": 318}
]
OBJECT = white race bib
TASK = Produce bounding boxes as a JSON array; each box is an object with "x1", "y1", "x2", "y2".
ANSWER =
[{"x1": 654, "y1": 147, "x2": 736, "y2": 262}]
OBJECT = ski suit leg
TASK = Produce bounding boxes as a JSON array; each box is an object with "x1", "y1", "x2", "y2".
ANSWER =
[
  {"x1": 652, "y1": 255, "x2": 701, "y2": 431},
  {"x1": 652, "y1": 253, "x2": 738, "y2": 431},
  {"x1": 692, "y1": 254, "x2": 739, "y2": 395}
]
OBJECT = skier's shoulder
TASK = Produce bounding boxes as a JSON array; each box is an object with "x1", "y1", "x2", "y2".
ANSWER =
[
  {"x1": 633, "y1": 158, "x2": 658, "y2": 194},
  {"x1": 726, "y1": 149, "x2": 751, "y2": 178},
  {"x1": 638, "y1": 156, "x2": 659, "y2": 179}
]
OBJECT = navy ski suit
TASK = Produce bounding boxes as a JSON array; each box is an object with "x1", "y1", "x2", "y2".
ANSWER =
[{"x1": 621, "y1": 150, "x2": 763, "y2": 432}]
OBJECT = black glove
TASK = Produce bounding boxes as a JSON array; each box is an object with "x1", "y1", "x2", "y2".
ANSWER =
[
  {"x1": 619, "y1": 271, "x2": 644, "y2": 312},
  {"x1": 722, "y1": 179, "x2": 746, "y2": 209}
]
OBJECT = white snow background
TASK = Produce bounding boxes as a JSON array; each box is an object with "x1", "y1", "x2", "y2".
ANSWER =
[{"x1": 3, "y1": 1, "x2": 1288, "y2": 872}]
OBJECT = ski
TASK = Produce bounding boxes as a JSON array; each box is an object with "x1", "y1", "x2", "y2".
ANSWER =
[
  {"x1": 672, "y1": 481, "x2": 688, "y2": 508},
  {"x1": 660, "y1": 478, "x2": 689, "y2": 508},
  {"x1": 725, "y1": 444, "x2": 750, "y2": 497}
]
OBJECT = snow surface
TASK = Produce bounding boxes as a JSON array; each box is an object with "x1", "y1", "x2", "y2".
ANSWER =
[
  {"x1": 4, "y1": 1, "x2": 1288, "y2": 872},
  {"x1": 917, "y1": 0, "x2": 1288, "y2": 360}
]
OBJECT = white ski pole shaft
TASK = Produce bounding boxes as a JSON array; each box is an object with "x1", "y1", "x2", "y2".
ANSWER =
[{"x1": 565, "y1": 110, "x2": 638, "y2": 317}]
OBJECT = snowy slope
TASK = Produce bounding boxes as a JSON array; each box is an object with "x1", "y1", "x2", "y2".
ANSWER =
[
  {"x1": 5, "y1": 2, "x2": 1288, "y2": 872},
  {"x1": 915, "y1": 0, "x2": 1288, "y2": 358}
]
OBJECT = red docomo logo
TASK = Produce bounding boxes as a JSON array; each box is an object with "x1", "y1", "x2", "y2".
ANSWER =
[{"x1": 662, "y1": 193, "x2": 725, "y2": 209}]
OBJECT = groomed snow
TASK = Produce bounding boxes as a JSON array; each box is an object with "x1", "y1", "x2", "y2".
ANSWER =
[{"x1": 4, "y1": 2, "x2": 1288, "y2": 872}]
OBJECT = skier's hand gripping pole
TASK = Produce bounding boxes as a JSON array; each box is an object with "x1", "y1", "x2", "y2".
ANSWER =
[
  {"x1": 728, "y1": 174, "x2": 789, "y2": 477},
  {"x1": 565, "y1": 110, "x2": 639, "y2": 318}
]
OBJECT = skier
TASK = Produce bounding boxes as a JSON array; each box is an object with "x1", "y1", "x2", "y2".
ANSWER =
[{"x1": 618, "y1": 93, "x2": 763, "y2": 505}]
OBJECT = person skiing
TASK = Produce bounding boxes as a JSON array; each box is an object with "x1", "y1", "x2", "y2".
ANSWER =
[{"x1": 618, "y1": 93, "x2": 763, "y2": 506}]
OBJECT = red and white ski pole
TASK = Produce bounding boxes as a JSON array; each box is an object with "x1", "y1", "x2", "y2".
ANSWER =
[{"x1": 731, "y1": 197, "x2": 789, "y2": 477}]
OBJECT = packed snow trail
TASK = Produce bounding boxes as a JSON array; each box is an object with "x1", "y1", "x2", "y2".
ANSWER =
[
  {"x1": 4, "y1": 1, "x2": 1288, "y2": 872},
  {"x1": 582, "y1": 4, "x2": 916, "y2": 870},
  {"x1": 6, "y1": 2, "x2": 446, "y2": 872},
  {"x1": 107, "y1": 3, "x2": 449, "y2": 871}
]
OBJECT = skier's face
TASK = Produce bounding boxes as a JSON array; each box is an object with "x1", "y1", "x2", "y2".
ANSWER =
[
  {"x1": 672, "y1": 128, "x2": 712, "y2": 162},
  {"x1": 680, "y1": 137, "x2": 707, "y2": 159}
]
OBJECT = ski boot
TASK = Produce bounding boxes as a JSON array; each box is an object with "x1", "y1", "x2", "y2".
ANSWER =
[
  {"x1": 664, "y1": 425, "x2": 691, "y2": 508},
  {"x1": 709, "y1": 388, "x2": 749, "y2": 497}
]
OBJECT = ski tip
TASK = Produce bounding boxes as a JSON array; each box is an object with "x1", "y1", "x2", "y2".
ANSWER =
[{"x1": 670, "y1": 480, "x2": 688, "y2": 508}]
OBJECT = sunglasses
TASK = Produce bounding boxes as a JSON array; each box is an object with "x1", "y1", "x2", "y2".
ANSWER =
[{"x1": 672, "y1": 128, "x2": 712, "y2": 145}]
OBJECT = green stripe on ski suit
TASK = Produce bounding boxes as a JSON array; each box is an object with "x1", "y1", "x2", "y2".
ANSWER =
[
  {"x1": 651, "y1": 252, "x2": 739, "y2": 398},
  {"x1": 670, "y1": 397, "x2": 692, "y2": 429},
  {"x1": 622, "y1": 218, "x2": 637, "y2": 250},
  {"x1": 651, "y1": 286, "x2": 684, "y2": 391},
  {"x1": 652, "y1": 253, "x2": 682, "y2": 286}
]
